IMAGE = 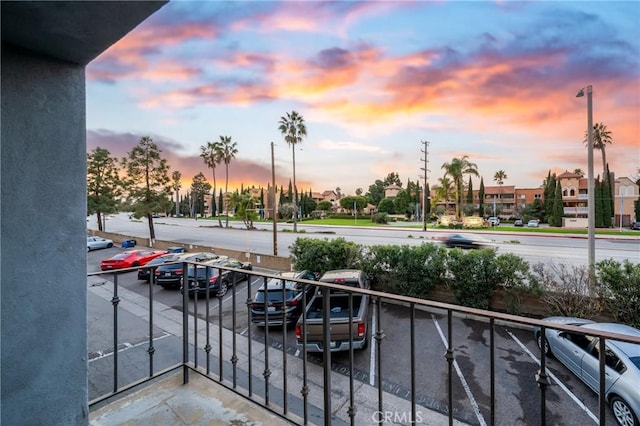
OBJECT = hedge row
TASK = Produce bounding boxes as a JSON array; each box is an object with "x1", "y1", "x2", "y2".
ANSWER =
[{"x1": 289, "y1": 237, "x2": 640, "y2": 326}]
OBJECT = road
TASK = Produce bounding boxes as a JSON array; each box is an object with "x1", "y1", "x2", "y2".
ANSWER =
[
  {"x1": 88, "y1": 246, "x2": 619, "y2": 425},
  {"x1": 89, "y1": 213, "x2": 639, "y2": 268}
]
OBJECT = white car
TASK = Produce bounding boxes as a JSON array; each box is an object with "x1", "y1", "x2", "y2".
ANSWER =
[
  {"x1": 87, "y1": 236, "x2": 113, "y2": 251},
  {"x1": 527, "y1": 220, "x2": 539, "y2": 228},
  {"x1": 488, "y1": 217, "x2": 500, "y2": 226}
]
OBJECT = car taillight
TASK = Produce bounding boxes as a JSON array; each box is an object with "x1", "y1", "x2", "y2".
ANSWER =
[
  {"x1": 295, "y1": 324, "x2": 302, "y2": 339},
  {"x1": 209, "y1": 276, "x2": 218, "y2": 284},
  {"x1": 155, "y1": 270, "x2": 160, "y2": 275},
  {"x1": 357, "y1": 322, "x2": 365, "y2": 337},
  {"x1": 176, "y1": 269, "x2": 183, "y2": 274},
  {"x1": 285, "y1": 299, "x2": 299, "y2": 306}
]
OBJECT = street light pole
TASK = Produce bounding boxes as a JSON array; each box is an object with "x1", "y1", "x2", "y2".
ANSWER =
[
  {"x1": 271, "y1": 142, "x2": 278, "y2": 256},
  {"x1": 576, "y1": 85, "x2": 595, "y2": 279}
]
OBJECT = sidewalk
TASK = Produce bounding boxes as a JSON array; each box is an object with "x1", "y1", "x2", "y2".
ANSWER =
[{"x1": 88, "y1": 276, "x2": 469, "y2": 425}]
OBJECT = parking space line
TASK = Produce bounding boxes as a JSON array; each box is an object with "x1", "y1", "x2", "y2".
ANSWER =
[
  {"x1": 506, "y1": 330, "x2": 599, "y2": 424},
  {"x1": 369, "y1": 302, "x2": 377, "y2": 386},
  {"x1": 432, "y1": 314, "x2": 487, "y2": 426},
  {"x1": 89, "y1": 332, "x2": 172, "y2": 363}
]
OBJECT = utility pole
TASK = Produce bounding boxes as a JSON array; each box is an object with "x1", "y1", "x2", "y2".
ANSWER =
[{"x1": 420, "y1": 140, "x2": 430, "y2": 231}]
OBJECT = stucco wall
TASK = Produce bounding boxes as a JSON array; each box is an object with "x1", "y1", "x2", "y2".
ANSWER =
[{"x1": 1, "y1": 46, "x2": 88, "y2": 424}]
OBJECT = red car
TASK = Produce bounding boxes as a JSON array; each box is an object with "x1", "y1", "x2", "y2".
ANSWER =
[{"x1": 100, "y1": 249, "x2": 168, "y2": 271}]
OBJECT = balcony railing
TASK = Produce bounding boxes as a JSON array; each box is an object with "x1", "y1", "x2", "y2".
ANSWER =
[{"x1": 88, "y1": 261, "x2": 640, "y2": 425}]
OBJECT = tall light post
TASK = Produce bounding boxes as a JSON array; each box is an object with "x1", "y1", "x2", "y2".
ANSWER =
[{"x1": 576, "y1": 85, "x2": 595, "y2": 279}]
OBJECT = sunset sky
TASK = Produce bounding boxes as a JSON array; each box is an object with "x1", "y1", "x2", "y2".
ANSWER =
[{"x1": 86, "y1": 1, "x2": 640, "y2": 196}]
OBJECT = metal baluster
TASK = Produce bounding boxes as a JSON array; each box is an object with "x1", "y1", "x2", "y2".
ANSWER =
[
  {"x1": 536, "y1": 325, "x2": 550, "y2": 425},
  {"x1": 193, "y1": 266, "x2": 198, "y2": 369},
  {"x1": 262, "y1": 276, "x2": 271, "y2": 405},
  {"x1": 348, "y1": 291, "x2": 355, "y2": 425},
  {"x1": 246, "y1": 271, "x2": 253, "y2": 396},
  {"x1": 410, "y1": 303, "x2": 416, "y2": 425},
  {"x1": 322, "y1": 286, "x2": 332, "y2": 426},
  {"x1": 112, "y1": 272, "x2": 120, "y2": 392},
  {"x1": 445, "y1": 309, "x2": 454, "y2": 426},
  {"x1": 218, "y1": 267, "x2": 223, "y2": 381},
  {"x1": 376, "y1": 296, "x2": 384, "y2": 415},
  {"x1": 231, "y1": 271, "x2": 238, "y2": 388},
  {"x1": 281, "y1": 278, "x2": 288, "y2": 414},
  {"x1": 301, "y1": 283, "x2": 309, "y2": 425},
  {"x1": 490, "y1": 318, "x2": 495, "y2": 426},
  {"x1": 147, "y1": 266, "x2": 155, "y2": 377},
  {"x1": 205, "y1": 266, "x2": 211, "y2": 374},
  {"x1": 598, "y1": 336, "x2": 606, "y2": 425},
  {"x1": 182, "y1": 262, "x2": 189, "y2": 385}
]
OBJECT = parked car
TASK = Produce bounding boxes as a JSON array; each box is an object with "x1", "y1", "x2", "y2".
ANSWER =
[
  {"x1": 250, "y1": 270, "x2": 317, "y2": 326},
  {"x1": 488, "y1": 217, "x2": 500, "y2": 226},
  {"x1": 180, "y1": 258, "x2": 252, "y2": 297},
  {"x1": 137, "y1": 253, "x2": 190, "y2": 282},
  {"x1": 87, "y1": 236, "x2": 113, "y2": 251},
  {"x1": 155, "y1": 252, "x2": 224, "y2": 289},
  {"x1": 631, "y1": 221, "x2": 640, "y2": 230},
  {"x1": 513, "y1": 219, "x2": 524, "y2": 227},
  {"x1": 527, "y1": 219, "x2": 539, "y2": 228},
  {"x1": 534, "y1": 317, "x2": 640, "y2": 426},
  {"x1": 443, "y1": 234, "x2": 495, "y2": 250},
  {"x1": 100, "y1": 249, "x2": 168, "y2": 271}
]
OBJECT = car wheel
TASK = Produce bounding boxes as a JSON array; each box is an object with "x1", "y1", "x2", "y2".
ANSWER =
[
  {"x1": 611, "y1": 396, "x2": 638, "y2": 426},
  {"x1": 87, "y1": 247, "x2": 91, "y2": 252},
  {"x1": 107, "y1": 243, "x2": 113, "y2": 248},
  {"x1": 536, "y1": 332, "x2": 553, "y2": 357},
  {"x1": 131, "y1": 262, "x2": 140, "y2": 267},
  {"x1": 216, "y1": 281, "x2": 228, "y2": 298}
]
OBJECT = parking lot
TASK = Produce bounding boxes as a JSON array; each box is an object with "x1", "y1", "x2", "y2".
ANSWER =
[{"x1": 88, "y1": 246, "x2": 616, "y2": 425}]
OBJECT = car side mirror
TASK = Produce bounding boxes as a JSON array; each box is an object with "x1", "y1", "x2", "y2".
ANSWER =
[{"x1": 558, "y1": 331, "x2": 567, "y2": 338}]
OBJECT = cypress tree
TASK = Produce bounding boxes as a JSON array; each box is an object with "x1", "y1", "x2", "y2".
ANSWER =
[
  {"x1": 287, "y1": 180, "x2": 293, "y2": 203},
  {"x1": 602, "y1": 180, "x2": 613, "y2": 227},
  {"x1": 466, "y1": 176, "x2": 473, "y2": 209},
  {"x1": 543, "y1": 171, "x2": 555, "y2": 223},
  {"x1": 595, "y1": 184, "x2": 604, "y2": 228},
  {"x1": 478, "y1": 178, "x2": 485, "y2": 216},
  {"x1": 218, "y1": 188, "x2": 224, "y2": 216},
  {"x1": 552, "y1": 180, "x2": 564, "y2": 226}
]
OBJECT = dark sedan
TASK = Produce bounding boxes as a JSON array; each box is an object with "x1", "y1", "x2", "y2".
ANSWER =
[
  {"x1": 137, "y1": 253, "x2": 186, "y2": 282},
  {"x1": 250, "y1": 270, "x2": 317, "y2": 326},
  {"x1": 180, "y1": 258, "x2": 252, "y2": 297},
  {"x1": 443, "y1": 234, "x2": 495, "y2": 250},
  {"x1": 155, "y1": 252, "x2": 223, "y2": 289}
]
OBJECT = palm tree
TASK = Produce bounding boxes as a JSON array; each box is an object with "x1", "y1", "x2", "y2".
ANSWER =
[
  {"x1": 435, "y1": 176, "x2": 455, "y2": 214},
  {"x1": 218, "y1": 136, "x2": 238, "y2": 228},
  {"x1": 584, "y1": 122, "x2": 612, "y2": 180},
  {"x1": 441, "y1": 156, "x2": 479, "y2": 218},
  {"x1": 200, "y1": 140, "x2": 222, "y2": 227},
  {"x1": 493, "y1": 170, "x2": 508, "y2": 215},
  {"x1": 278, "y1": 110, "x2": 307, "y2": 232},
  {"x1": 573, "y1": 168, "x2": 584, "y2": 177}
]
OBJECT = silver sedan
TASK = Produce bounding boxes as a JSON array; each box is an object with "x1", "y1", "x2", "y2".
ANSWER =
[
  {"x1": 87, "y1": 236, "x2": 114, "y2": 251},
  {"x1": 535, "y1": 317, "x2": 640, "y2": 426}
]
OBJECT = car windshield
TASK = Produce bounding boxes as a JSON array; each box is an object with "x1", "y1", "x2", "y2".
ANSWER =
[
  {"x1": 255, "y1": 289, "x2": 296, "y2": 303},
  {"x1": 110, "y1": 253, "x2": 128, "y2": 260}
]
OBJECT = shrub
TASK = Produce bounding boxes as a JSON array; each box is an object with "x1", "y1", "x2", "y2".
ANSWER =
[
  {"x1": 494, "y1": 253, "x2": 540, "y2": 315},
  {"x1": 289, "y1": 237, "x2": 362, "y2": 276},
  {"x1": 446, "y1": 249, "x2": 499, "y2": 309},
  {"x1": 530, "y1": 262, "x2": 602, "y2": 318},
  {"x1": 372, "y1": 213, "x2": 388, "y2": 224},
  {"x1": 360, "y1": 243, "x2": 447, "y2": 297},
  {"x1": 596, "y1": 259, "x2": 640, "y2": 327}
]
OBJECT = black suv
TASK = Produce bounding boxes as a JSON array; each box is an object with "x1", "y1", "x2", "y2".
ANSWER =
[
  {"x1": 180, "y1": 258, "x2": 252, "y2": 297},
  {"x1": 250, "y1": 270, "x2": 317, "y2": 326},
  {"x1": 155, "y1": 252, "x2": 222, "y2": 289}
]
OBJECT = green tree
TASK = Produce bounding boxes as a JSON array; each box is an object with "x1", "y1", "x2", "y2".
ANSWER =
[
  {"x1": 635, "y1": 194, "x2": 640, "y2": 222},
  {"x1": 466, "y1": 176, "x2": 474, "y2": 209},
  {"x1": 478, "y1": 178, "x2": 485, "y2": 217},
  {"x1": 378, "y1": 198, "x2": 394, "y2": 214},
  {"x1": 278, "y1": 110, "x2": 307, "y2": 233},
  {"x1": 434, "y1": 176, "x2": 455, "y2": 214},
  {"x1": 218, "y1": 136, "x2": 238, "y2": 228},
  {"x1": 225, "y1": 190, "x2": 258, "y2": 229},
  {"x1": 339, "y1": 195, "x2": 368, "y2": 213},
  {"x1": 393, "y1": 189, "x2": 412, "y2": 217},
  {"x1": 121, "y1": 136, "x2": 172, "y2": 240},
  {"x1": 317, "y1": 200, "x2": 332, "y2": 211},
  {"x1": 543, "y1": 171, "x2": 556, "y2": 223},
  {"x1": 595, "y1": 184, "x2": 604, "y2": 228},
  {"x1": 366, "y1": 179, "x2": 386, "y2": 206},
  {"x1": 424, "y1": 183, "x2": 431, "y2": 217},
  {"x1": 493, "y1": 170, "x2": 507, "y2": 212},
  {"x1": 190, "y1": 172, "x2": 211, "y2": 218},
  {"x1": 171, "y1": 171, "x2": 182, "y2": 217},
  {"x1": 87, "y1": 147, "x2": 122, "y2": 232},
  {"x1": 550, "y1": 179, "x2": 564, "y2": 227},
  {"x1": 384, "y1": 172, "x2": 402, "y2": 187},
  {"x1": 200, "y1": 140, "x2": 222, "y2": 226},
  {"x1": 441, "y1": 156, "x2": 479, "y2": 219},
  {"x1": 584, "y1": 122, "x2": 612, "y2": 181}
]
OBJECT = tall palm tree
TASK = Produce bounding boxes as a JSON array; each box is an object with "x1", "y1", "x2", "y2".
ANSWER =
[
  {"x1": 278, "y1": 110, "x2": 307, "y2": 232},
  {"x1": 435, "y1": 176, "x2": 455, "y2": 214},
  {"x1": 218, "y1": 135, "x2": 238, "y2": 228},
  {"x1": 584, "y1": 122, "x2": 612, "y2": 180},
  {"x1": 200, "y1": 140, "x2": 222, "y2": 227},
  {"x1": 441, "y1": 156, "x2": 479, "y2": 218},
  {"x1": 493, "y1": 170, "x2": 508, "y2": 214}
]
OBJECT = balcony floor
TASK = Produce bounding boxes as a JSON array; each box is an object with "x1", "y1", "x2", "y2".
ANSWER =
[{"x1": 89, "y1": 372, "x2": 295, "y2": 426}]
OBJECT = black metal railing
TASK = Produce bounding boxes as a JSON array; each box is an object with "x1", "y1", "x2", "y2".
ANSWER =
[{"x1": 88, "y1": 261, "x2": 640, "y2": 425}]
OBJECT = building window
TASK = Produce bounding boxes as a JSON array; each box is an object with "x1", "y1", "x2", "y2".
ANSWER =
[
  {"x1": 563, "y1": 189, "x2": 568, "y2": 196},
  {"x1": 570, "y1": 189, "x2": 575, "y2": 196}
]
